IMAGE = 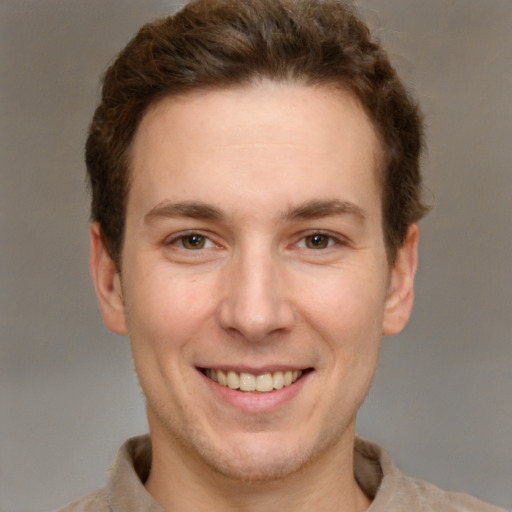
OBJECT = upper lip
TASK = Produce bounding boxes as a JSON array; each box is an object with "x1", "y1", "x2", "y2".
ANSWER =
[{"x1": 198, "y1": 366, "x2": 312, "y2": 374}]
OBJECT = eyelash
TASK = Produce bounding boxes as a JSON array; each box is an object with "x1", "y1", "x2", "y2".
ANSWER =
[
  {"x1": 164, "y1": 231, "x2": 219, "y2": 250},
  {"x1": 294, "y1": 231, "x2": 345, "y2": 250},
  {"x1": 165, "y1": 230, "x2": 346, "y2": 252}
]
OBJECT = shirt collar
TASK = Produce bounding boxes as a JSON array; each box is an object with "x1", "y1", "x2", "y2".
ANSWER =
[{"x1": 105, "y1": 434, "x2": 392, "y2": 511}]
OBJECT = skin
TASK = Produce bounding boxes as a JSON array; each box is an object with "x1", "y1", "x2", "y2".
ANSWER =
[{"x1": 90, "y1": 81, "x2": 418, "y2": 512}]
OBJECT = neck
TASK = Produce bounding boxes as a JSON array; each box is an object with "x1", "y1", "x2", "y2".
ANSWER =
[{"x1": 145, "y1": 425, "x2": 371, "y2": 512}]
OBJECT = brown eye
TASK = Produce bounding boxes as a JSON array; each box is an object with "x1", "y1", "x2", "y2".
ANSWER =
[
  {"x1": 305, "y1": 234, "x2": 330, "y2": 249},
  {"x1": 181, "y1": 234, "x2": 206, "y2": 249}
]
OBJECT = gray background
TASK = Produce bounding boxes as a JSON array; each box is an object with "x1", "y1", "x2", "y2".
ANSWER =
[{"x1": 1, "y1": 1, "x2": 511, "y2": 511}]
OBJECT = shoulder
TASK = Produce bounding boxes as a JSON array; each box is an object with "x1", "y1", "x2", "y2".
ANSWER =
[
  {"x1": 354, "y1": 437, "x2": 506, "y2": 512},
  {"x1": 54, "y1": 487, "x2": 109, "y2": 512},
  {"x1": 396, "y1": 475, "x2": 506, "y2": 512}
]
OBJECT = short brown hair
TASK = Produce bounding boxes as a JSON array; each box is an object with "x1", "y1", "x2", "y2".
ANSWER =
[{"x1": 86, "y1": 0, "x2": 429, "y2": 267}]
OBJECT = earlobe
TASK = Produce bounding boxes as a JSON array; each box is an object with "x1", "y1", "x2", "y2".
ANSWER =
[
  {"x1": 382, "y1": 224, "x2": 419, "y2": 336},
  {"x1": 89, "y1": 223, "x2": 128, "y2": 335}
]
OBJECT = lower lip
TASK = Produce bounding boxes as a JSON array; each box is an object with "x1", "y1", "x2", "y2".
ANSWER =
[{"x1": 199, "y1": 370, "x2": 312, "y2": 413}]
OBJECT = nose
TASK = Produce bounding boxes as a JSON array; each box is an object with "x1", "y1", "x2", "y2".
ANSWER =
[{"x1": 218, "y1": 245, "x2": 295, "y2": 342}]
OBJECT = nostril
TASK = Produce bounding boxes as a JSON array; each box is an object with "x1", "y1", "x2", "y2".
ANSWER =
[{"x1": 218, "y1": 302, "x2": 295, "y2": 343}]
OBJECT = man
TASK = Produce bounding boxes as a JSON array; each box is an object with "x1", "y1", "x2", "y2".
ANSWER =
[{"x1": 58, "y1": 0, "x2": 505, "y2": 510}]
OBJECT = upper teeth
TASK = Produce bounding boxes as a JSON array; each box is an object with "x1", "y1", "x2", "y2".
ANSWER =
[{"x1": 205, "y1": 369, "x2": 303, "y2": 392}]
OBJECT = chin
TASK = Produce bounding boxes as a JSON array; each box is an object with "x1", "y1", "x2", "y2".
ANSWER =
[
  {"x1": 201, "y1": 439, "x2": 313, "y2": 482},
  {"x1": 188, "y1": 424, "x2": 345, "y2": 483}
]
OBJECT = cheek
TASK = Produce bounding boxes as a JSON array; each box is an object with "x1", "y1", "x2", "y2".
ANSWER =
[
  {"x1": 298, "y1": 268, "x2": 388, "y2": 336},
  {"x1": 123, "y1": 265, "x2": 223, "y2": 361},
  {"x1": 124, "y1": 274, "x2": 207, "y2": 400}
]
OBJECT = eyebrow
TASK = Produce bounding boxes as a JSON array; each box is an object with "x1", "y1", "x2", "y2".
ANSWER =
[
  {"x1": 144, "y1": 198, "x2": 367, "y2": 224},
  {"x1": 144, "y1": 201, "x2": 225, "y2": 223},
  {"x1": 285, "y1": 199, "x2": 367, "y2": 222}
]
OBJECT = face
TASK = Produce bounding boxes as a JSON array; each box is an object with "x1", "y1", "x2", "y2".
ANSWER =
[{"x1": 91, "y1": 81, "x2": 417, "y2": 482}]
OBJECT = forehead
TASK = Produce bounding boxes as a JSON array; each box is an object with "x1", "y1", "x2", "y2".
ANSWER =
[{"x1": 128, "y1": 81, "x2": 382, "y2": 220}]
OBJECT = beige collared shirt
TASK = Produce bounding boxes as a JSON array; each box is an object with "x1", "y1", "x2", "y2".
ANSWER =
[{"x1": 57, "y1": 435, "x2": 506, "y2": 511}]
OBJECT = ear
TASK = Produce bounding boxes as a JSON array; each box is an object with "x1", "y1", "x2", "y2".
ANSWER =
[
  {"x1": 382, "y1": 224, "x2": 419, "y2": 336},
  {"x1": 89, "y1": 223, "x2": 128, "y2": 335}
]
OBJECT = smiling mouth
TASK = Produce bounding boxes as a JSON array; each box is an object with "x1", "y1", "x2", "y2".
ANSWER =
[{"x1": 201, "y1": 368, "x2": 309, "y2": 393}]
